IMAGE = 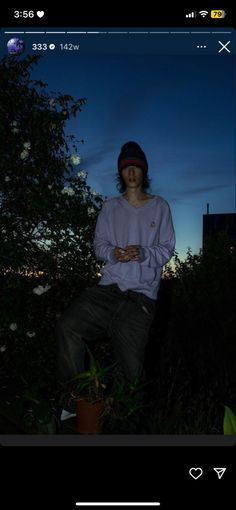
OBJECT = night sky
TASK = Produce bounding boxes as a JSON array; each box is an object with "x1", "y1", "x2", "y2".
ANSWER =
[{"x1": 1, "y1": 29, "x2": 235, "y2": 259}]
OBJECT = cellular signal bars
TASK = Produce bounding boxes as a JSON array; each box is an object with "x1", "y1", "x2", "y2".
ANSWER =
[{"x1": 185, "y1": 12, "x2": 197, "y2": 18}]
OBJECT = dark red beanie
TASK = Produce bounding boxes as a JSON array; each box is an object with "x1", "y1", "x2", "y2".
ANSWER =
[{"x1": 118, "y1": 141, "x2": 148, "y2": 173}]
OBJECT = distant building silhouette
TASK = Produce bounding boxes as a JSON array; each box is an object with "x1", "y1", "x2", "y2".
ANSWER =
[{"x1": 203, "y1": 208, "x2": 236, "y2": 252}]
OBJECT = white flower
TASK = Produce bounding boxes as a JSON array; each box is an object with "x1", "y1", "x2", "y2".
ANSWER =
[
  {"x1": 9, "y1": 323, "x2": 18, "y2": 331},
  {"x1": 5, "y1": 176, "x2": 11, "y2": 182},
  {"x1": 77, "y1": 170, "x2": 87, "y2": 179},
  {"x1": 33, "y1": 284, "x2": 51, "y2": 296},
  {"x1": 12, "y1": 127, "x2": 19, "y2": 134},
  {"x1": 11, "y1": 121, "x2": 18, "y2": 127},
  {"x1": 2, "y1": 229, "x2": 6, "y2": 233},
  {"x1": 81, "y1": 191, "x2": 88, "y2": 201},
  {"x1": 48, "y1": 185, "x2": 52, "y2": 190},
  {"x1": 20, "y1": 150, "x2": 29, "y2": 160},
  {"x1": 70, "y1": 155, "x2": 81, "y2": 166},
  {"x1": 26, "y1": 331, "x2": 36, "y2": 338},
  {"x1": 23, "y1": 141, "x2": 31, "y2": 149},
  {"x1": 88, "y1": 206, "x2": 96, "y2": 216},
  {"x1": 61, "y1": 187, "x2": 75, "y2": 196},
  {"x1": 91, "y1": 189, "x2": 98, "y2": 196},
  {"x1": 0, "y1": 345, "x2": 6, "y2": 353}
]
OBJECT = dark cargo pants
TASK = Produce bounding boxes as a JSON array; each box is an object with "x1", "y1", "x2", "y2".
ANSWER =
[{"x1": 56, "y1": 283, "x2": 156, "y2": 384}]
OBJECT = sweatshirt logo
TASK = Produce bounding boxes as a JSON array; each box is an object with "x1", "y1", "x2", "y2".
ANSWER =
[{"x1": 150, "y1": 221, "x2": 156, "y2": 227}]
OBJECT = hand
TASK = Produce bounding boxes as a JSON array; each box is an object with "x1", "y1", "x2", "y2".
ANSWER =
[
  {"x1": 114, "y1": 245, "x2": 140, "y2": 262},
  {"x1": 114, "y1": 247, "x2": 131, "y2": 262},
  {"x1": 125, "y1": 245, "x2": 140, "y2": 261}
]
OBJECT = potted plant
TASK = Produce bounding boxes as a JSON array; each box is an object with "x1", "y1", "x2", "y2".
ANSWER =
[{"x1": 71, "y1": 345, "x2": 115, "y2": 434}]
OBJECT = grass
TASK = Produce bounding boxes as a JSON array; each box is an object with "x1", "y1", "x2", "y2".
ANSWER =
[{"x1": 0, "y1": 388, "x2": 225, "y2": 435}]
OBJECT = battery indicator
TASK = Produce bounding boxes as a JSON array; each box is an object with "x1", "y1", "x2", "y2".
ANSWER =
[{"x1": 211, "y1": 10, "x2": 226, "y2": 18}]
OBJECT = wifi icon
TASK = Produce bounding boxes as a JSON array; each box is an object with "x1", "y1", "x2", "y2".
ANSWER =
[{"x1": 199, "y1": 10, "x2": 208, "y2": 17}]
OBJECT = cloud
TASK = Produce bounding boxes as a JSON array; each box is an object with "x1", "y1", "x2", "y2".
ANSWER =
[
  {"x1": 179, "y1": 184, "x2": 230, "y2": 196},
  {"x1": 82, "y1": 146, "x2": 113, "y2": 168},
  {"x1": 179, "y1": 165, "x2": 233, "y2": 180},
  {"x1": 154, "y1": 184, "x2": 230, "y2": 204}
]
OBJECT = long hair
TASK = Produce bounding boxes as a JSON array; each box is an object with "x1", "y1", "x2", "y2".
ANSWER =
[{"x1": 115, "y1": 170, "x2": 151, "y2": 194}]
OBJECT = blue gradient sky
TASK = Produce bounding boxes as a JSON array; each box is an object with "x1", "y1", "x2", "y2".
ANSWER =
[{"x1": 2, "y1": 32, "x2": 235, "y2": 259}]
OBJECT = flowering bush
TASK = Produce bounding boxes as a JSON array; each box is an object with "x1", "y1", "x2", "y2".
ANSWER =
[{"x1": 0, "y1": 55, "x2": 105, "y2": 391}]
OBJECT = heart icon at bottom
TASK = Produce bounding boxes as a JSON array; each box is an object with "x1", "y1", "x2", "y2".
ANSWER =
[{"x1": 189, "y1": 467, "x2": 203, "y2": 480}]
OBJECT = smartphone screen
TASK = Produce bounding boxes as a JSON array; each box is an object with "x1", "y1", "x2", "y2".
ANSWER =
[{"x1": 0, "y1": 6, "x2": 235, "y2": 509}]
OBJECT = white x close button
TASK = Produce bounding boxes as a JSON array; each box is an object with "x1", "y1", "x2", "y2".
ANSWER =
[{"x1": 218, "y1": 40, "x2": 231, "y2": 53}]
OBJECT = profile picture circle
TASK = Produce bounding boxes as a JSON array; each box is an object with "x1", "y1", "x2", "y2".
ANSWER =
[{"x1": 7, "y1": 38, "x2": 25, "y2": 55}]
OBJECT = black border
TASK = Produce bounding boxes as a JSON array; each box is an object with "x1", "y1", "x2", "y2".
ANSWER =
[{"x1": 1, "y1": 5, "x2": 233, "y2": 27}]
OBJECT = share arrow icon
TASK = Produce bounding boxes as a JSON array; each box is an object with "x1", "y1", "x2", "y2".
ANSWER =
[{"x1": 213, "y1": 468, "x2": 226, "y2": 479}]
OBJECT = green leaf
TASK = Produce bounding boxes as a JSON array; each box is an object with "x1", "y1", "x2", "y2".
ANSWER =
[
  {"x1": 223, "y1": 406, "x2": 236, "y2": 435},
  {"x1": 77, "y1": 370, "x2": 92, "y2": 379}
]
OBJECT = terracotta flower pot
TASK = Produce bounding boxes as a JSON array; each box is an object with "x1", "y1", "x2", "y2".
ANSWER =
[{"x1": 76, "y1": 398, "x2": 105, "y2": 434}]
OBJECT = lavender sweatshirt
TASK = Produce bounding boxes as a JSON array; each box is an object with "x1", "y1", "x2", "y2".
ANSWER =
[{"x1": 94, "y1": 195, "x2": 175, "y2": 300}]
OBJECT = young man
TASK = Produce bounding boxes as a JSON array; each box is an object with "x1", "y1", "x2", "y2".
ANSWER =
[{"x1": 56, "y1": 141, "x2": 175, "y2": 419}]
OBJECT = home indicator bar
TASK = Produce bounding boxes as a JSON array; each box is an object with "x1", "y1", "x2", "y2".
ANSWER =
[{"x1": 75, "y1": 504, "x2": 161, "y2": 507}]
